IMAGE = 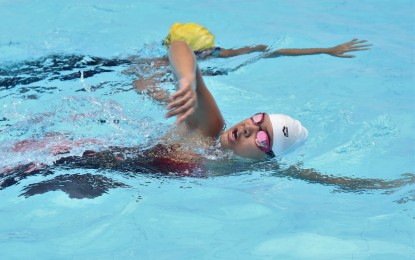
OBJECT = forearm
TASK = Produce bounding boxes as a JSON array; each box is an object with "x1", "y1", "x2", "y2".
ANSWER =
[
  {"x1": 218, "y1": 45, "x2": 267, "y2": 58},
  {"x1": 265, "y1": 47, "x2": 331, "y2": 58},
  {"x1": 265, "y1": 39, "x2": 371, "y2": 58},
  {"x1": 282, "y1": 165, "x2": 415, "y2": 192},
  {"x1": 167, "y1": 41, "x2": 224, "y2": 135},
  {"x1": 168, "y1": 41, "x2": 196, "y2": 86}
]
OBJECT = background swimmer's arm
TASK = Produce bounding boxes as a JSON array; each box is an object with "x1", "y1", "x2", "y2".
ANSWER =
[
  {"x1": 167, "y1": 41, "x2": 224, "y2": 136},
  {"x1": 265, "y1": 39, "x2": 371, "y2": 58},
  {"x1": 217, "y1": 45, "x2": 268, "y2": 58}
]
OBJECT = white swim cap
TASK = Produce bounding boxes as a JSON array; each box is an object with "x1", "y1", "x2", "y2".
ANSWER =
[{"x1": 268, "y1": 114, "x2": 308, "y2": 156}]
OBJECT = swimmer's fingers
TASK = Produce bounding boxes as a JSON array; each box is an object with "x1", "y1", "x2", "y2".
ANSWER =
[
  {"x1": 177, "y1": 106, "x2": 195, "y2": 124},
  {"x1": 349, "y1": 42, "x2": 372, "y2": 51},
  {"x1": 169, "y1": 87, "x2": 190, "y2": 101},
  {"x1": 166, "y1": 96, "x2": 196, "y2": 120},
  {"x1": 166, "y1": 91, "x2": 196, "y2": 118},
  {"x1": 349, "y1": 46, "x2": 371, "y2": 51},
  {"x1": 349, "y1": 39, "x2": 367, "y2": 45},
  {"x1": 347, "y1": 39, "x2": 372, "y2": 51},
  {"x1": 165, "y1": 77, "x2": 197, "y2": 121},
  {"x1": 167, "y1": 85, "x2": 196, "y2": 110},
  {"x1": 166, "y1": 94, "x2": 192, "y2": 113},
  {"x1": 169, "y1": 78, "x2": 196, "y2": 101},
  {"x1": 169, "y1": 95, "x2": 196, "y2": 116},
  {"x1": 329, "y1": 39, "x2": 371, "y2": 58}
]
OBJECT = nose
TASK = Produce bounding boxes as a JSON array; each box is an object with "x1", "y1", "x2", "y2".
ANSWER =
[{"x1": 243, "y1": 123, "x2": 257, "y2": 138}]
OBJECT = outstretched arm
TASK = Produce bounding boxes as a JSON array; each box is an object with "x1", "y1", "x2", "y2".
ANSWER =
[
  {"x1": 265, "y1": 39, "x2": 371, "y2": 58},
  {"x1": 278, "y1": 164, "x2": 415, "y2": 192},
  {"x1": 217, "y1": 45, "x2": 268, "y2": 58},
  {"x1": 167, "y1": 40, "x2": 224, "y2": 137}
]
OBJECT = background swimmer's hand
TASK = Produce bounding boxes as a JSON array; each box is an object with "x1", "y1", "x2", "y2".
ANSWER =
[
  {"x1": 328, "y1": 39, "x2": 371, "y2": 58},
  {"x1": 166, "y1": 77, "x2": 197, "y2": 123}
]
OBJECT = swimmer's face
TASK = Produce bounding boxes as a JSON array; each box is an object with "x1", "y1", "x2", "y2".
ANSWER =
[{"x1": 220, "y1": 113, "x2": 274, "y2": 160}]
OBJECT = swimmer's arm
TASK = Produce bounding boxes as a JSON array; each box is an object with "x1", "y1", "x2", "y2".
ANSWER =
[
  {"x1": 133, "y1": 75, "x2": 171, "y2": 103},
  {"x1": 217, "y1": 45, "x2": 268, "y2": 58},
  {"x1": 280, "y1": 165, "x2": 414, "y2": 191},
  {"x1": 125, "y1": 56, "x2": 171, "y2": 103},
  {"x1": 166, "y1": 40, "x2": 197, "y2": 123},
  {"x1": 129, "y1": 56, "x2": 169, "y2": 65},
  {"x1": 265, "y1": 39, "x2": 371, "y2": 58},
  {"x1": 167, "y1": 40, "x2": 224, "y2": 136},
  {"x1": 122, "y1": 57, "x2": 169, "y2": 76}
]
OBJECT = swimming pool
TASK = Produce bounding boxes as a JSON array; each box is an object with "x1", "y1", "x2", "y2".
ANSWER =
[{"x1": 1, "y1": 0, "x2": 414, "y2": 259}]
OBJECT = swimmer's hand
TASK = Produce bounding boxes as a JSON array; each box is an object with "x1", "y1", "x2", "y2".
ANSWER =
[
  {"x1": 328, "y1": 39, "x2": 372, "y2": 58},
  {"x1": 166, "y1": 77, "x2": 197, "y2": 123}
]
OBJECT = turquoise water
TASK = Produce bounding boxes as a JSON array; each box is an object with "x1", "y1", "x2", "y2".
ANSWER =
[{"x1": 1, "y1": 0, "x2": 414, "y2": 259}]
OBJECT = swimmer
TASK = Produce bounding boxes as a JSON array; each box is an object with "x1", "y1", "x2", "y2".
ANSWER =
[
  {"x1": 1, "y1": 35, "x2": 411, "y2": 199},
  {"x1": 2, "y1": 40, "x2": 413, "y2": 200},
  {"x1": 132, "y1": 40, "x2": 308, "y2": 161},
  {"x1": 164, "y1": 40, "x2": 309, "y2": 158}
]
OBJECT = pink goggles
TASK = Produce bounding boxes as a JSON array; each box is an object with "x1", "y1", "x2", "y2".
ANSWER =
[{"x1": 251, "y1": 113, "x2": 275, "y2": 158}]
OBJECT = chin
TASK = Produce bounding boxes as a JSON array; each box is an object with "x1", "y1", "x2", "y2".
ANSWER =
[{"x1": 219, "y1": 132, "x2": 229, "y2": 149}]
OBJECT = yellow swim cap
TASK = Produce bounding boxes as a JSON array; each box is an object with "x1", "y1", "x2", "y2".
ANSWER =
[{"x1": 164, "y1": 22, "x2": 215, "y2": 51}]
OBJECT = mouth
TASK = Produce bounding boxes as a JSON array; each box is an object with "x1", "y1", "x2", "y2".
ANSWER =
[{"x1": 228, "y1": 128, "x2": 238, "y2": 142}]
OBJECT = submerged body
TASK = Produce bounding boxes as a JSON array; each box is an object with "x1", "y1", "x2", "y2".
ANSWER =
[{"x1": 2, "y1": 139, "x2": 414, "y2": 199}]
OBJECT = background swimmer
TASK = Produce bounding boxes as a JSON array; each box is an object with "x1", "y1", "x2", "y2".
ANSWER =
[
  {"x1": 132, "y1": 22, "x2": 371, "y2": 96},
  {"x1": 163, "y1": 22, "x2": 371, "y2": 59},
  {"x1": 0, "y1": 23, "x2": 370, "y2": 91}
]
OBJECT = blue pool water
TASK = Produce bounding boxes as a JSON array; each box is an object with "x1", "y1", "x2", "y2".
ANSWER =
[{"x1": 1, "y1": 0, "x2": 414, "y2": 259}]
